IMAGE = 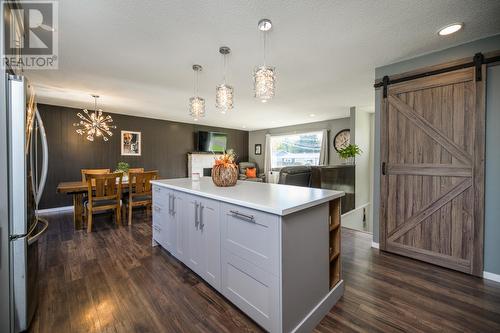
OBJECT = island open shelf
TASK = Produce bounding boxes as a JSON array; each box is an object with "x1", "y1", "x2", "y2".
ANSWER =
[{"x1": 329, "y1": 199, "x2": 342, "y2": 289}]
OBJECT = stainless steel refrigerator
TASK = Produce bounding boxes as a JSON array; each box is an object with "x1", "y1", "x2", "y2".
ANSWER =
[{"x1": 7, "y1": 74, "x2": 49, "y2": 332}]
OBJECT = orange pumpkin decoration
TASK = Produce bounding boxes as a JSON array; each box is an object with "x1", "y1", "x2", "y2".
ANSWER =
[{"x1": 212, "y1": 150, "x2": 238, "y2": 187}]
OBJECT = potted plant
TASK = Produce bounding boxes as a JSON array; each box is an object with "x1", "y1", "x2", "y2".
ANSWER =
[
  {"x1": 115, "y1": 161, "x2": 130, "y2": 175},
  {"x1": 212, "y1": 149, "x2": 238, "y2": 187},
  {"x1": 337, "y1": 144, "x2": 362, "y2": 165}
]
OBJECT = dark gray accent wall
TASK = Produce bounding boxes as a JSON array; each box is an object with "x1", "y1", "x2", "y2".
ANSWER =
[
  {"x1": 38, "y1": 104, "x2": 249, "y2": 209},
  {"x1": 373, "y1": 34, "x2": 500, "y2": 275}
]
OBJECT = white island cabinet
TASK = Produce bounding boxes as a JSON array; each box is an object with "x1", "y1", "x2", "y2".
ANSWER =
[{"x1": 151, "y1": 178, "x2": 345, "y2": 333}]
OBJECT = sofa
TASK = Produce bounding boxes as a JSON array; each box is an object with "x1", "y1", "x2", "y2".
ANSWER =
[
  {"x1": 277, "y1": 166, "x2": 312, "y2": 187},
  {"x1": 238, "y1": 162, "x2": 265, "y2": 182},
  {"x1": 278, "y1": 165, "x2": 355, "y2": 214}
]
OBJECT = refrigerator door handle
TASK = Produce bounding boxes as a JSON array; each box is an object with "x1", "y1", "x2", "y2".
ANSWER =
[
  {"x1": 34, "y1": 106, "x2": 48, "y2": 206},
  {"x1": 27, "y1": 217, "x2": 48, "y2": 245}
]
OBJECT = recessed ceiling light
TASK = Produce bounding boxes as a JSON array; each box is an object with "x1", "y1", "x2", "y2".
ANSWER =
[
  {"x1": 309, "y1": 114, "x2": 315, "y2": 117},
  {"x1": 438, "y1": 23, "x2": 463, "y2": 36}
]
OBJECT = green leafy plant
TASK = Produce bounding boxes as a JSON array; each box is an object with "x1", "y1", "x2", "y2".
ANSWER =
[
  {"x1": 115, "y1": 161, "x2": 130, "y2": 174},
  {"x1": 337, "y1": 144, "x2": 362, "y2": 159}
]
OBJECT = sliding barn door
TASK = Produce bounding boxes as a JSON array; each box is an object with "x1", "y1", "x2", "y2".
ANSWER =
[{"x1": 380, "y1": 66, "x2": 485, "y2": 276}]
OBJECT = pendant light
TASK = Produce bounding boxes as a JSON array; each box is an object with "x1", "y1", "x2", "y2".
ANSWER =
[
  {"x1": 189, "y1": 64, "x2": 205, "y2": 120},
  {"x1": 253, "y1": 18, "x2": 275, "y2": 103},
  {"x1": 216, "y1": 46, "x2": 234, "y2": 114},
  {"x1": 73, "y1": 95, "x2": 116, "y2": 142}
]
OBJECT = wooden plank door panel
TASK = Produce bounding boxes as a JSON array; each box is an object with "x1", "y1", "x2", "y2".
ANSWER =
[{"x1": 380, "y1": 67, "x2": 485, "y2": 276}]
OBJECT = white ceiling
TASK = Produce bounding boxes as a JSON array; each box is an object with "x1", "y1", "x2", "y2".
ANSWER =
[{"x1": 27, "y1": 0, "x2": 500, "y2": 131}]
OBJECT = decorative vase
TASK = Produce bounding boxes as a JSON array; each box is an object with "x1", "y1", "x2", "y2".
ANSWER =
[
  {"x1": 212, "y1": 164, "x2": 238, "y2": 187},
  {"x1": 341, "y1": 157, "x2": 355, "y2": 165}
]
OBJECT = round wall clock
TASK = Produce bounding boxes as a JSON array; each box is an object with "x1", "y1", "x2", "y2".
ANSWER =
[{"x1": 333, "y1": 129, "x2": 350, "y2": 152}]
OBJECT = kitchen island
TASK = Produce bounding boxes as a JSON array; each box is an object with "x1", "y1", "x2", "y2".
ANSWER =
[{"x1": 150, "y1": 178, "x2": 344, "y2": 333}]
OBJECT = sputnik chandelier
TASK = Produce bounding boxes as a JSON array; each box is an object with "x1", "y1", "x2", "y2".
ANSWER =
[{"x1": 73, "y1": 95, "x2": 116, "y2": 142}]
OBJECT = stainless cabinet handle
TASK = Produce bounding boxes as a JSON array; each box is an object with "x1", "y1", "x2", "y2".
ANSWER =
[
  {"x1": 229, "y1": 210, "x2": 255, "y2": 222},
  {"x1": 171, "y1": 195, "x2": 176, "y2": 215},
  {"x1": 168, "y1": 193, "x2": 172, "y2": 214},
  {"x1": 199, "y1": 204, "x2": 204, "y2": 229},
  {"x1": 155, "y1": 187, "x2": 160, "y2": 192},
  {"x1": 194, "y1": 201, "x2": 199, "y2": 229}
]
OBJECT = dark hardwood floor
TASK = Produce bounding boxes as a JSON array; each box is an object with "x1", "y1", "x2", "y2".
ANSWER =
[{"x1": 29, "y1": 210, "x2": 500, "y2": 333}]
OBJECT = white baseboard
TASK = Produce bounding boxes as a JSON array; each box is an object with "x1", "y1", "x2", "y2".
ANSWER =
[
  {"x1": 291, "y1": 280, "x2": 344, "y2": 333},
  {"x1": 340, "y1": 202, "x2": 370, "y2": 219},
  {"x1": 371, "y1": 241, "x2": 379, "y2": 249},
  {"x1": 36, "y1": 205, "x2": 74, "y2": 214},
  {"x1": 483, "y1": 271, "x2": 500, "y2": 283}
]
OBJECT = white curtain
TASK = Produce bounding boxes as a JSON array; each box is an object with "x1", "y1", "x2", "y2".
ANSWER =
[
  {"x1": 264, "y1": 134, "x2": 272, "y2": 177},
  {"x1": 318, "y1": 129, "x2": 329, "y2": 165}
]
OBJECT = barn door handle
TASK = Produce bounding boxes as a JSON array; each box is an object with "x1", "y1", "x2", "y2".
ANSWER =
[{"x1": 381, "y1": 162, "x2": 387, "y2": 175}]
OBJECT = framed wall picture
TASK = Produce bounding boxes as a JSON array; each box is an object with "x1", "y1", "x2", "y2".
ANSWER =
[
  {"x1": 121, "y1": 130, "x2": 141, "y2": 156},
  {"x1": 255, "y1": 144, "x2": 262, "y2": 155}
]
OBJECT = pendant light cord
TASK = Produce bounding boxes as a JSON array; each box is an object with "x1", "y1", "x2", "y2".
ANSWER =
[
  {"x1": 223, "y1": 53, "x2": 227, "y2": 84},
  {"x1": 263, "y1": 30, "x2": 267, "y2": 66},
  {"x1": 194, "y1": 68, "x2": 198, "y2": 96}
]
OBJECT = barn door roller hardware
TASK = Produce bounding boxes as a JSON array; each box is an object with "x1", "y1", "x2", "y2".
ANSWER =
[
  {"x1": 473, "y1": 52, "x2": 484, "y2": 81},
  {"x1": 375, "y1": 52, "x2": 500, "y2": 96}
]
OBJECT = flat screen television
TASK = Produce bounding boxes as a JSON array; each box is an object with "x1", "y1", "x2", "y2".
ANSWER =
[{"x1": 197, "y1": 131, "x2": 227, "y2": 152}]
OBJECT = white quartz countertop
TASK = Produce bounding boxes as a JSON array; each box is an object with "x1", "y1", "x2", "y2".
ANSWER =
[{"x1": 151, "y1": 178, "x2": 344, "y2": 216}]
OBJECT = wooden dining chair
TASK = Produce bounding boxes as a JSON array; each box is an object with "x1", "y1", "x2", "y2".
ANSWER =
[
  {"x1": 85, "y1": 172, "x2": 123, "y2": 233},
  {"x1": 81, "y1": 169, "x2": 111, "y2": 218},
  {"x1": 128, "y1": 167, "x2": 144, "y2": 174},
  {"x1": 81, "y1": 168, "x2": 110, "y2": 182},
  {"x1": 126, "y1": 170, "x2": 158, "y2": 225}
]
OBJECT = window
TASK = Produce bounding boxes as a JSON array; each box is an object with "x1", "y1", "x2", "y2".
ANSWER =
[{"x1": 270, "y1": 131, "x2": 323, "y2": 168}]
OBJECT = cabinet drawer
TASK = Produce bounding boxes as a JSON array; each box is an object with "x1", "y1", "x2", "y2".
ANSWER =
[
  {"x1": 152, "y1": 221, "x2": 162, "y2": 244},
  {"x1": 221, "y1": 252, "x2": 279, "y2": 333},
  {"x1": 152, "y1": 185, "x2": 169, "y2": 208},
  {"x1": 221, "y1": 203, "x2": 280, "y2": 276},
  {"x1": 152, "y1": 205, "x2": 166, "y2": 246}
]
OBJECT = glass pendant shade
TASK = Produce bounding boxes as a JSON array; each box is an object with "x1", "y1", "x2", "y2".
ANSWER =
[
  {"x1": 189, "y1": 64, "x2": 205, "y2": 120},
  {"x1": 216, "y1": 46, "x2": 234, "y2": 114},
  {"x1": 253, "y1": 65, "x2": 275, "y2": 102},
  {"x1": 254, "y1": 19, "x2": 275, "y2": 102},
  {"x1": 73, "y1": 95, "x2": 115, "y2": 142},
  {"x1": 189, "y1": 96, "x2": 205, "y2": 120},
  {"x1": 215, "y1": 83, "x2": 234, "y2": 113}
]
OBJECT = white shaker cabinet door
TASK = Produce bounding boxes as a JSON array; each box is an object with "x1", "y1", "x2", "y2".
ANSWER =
[
  {"x1": 163, "y1": 190, "x2": 176, "y2": 253},
  {"x1": 220, "y1": 203, "x2": 280, "y2": 275},
  {"x1": 198, "y1": 197, "x2": 221, "y2": 290},
  {"x1": 171, "y1": 191, "x2": 186, "y2": 262},
  {"x1": 183, "y1": 194, "x2": 205, "y2": 276},
  {"x1": 221, "y1": 251, "x2": 280, "y2": 333}
]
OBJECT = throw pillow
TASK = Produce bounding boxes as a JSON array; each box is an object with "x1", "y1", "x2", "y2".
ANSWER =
[{"x1": 246, "y1": 167, "x2": 257, "y2": 178}]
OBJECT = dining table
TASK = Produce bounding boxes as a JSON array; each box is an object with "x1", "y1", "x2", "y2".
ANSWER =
[{"x1": 56, "y1": 178, "x2": 129, "y2": 230}]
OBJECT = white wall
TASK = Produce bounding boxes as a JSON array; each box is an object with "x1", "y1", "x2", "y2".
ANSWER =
[
  {"x1": 342, "y1": 107, "x2": 374, "y2": 232},
  {"x1": 353, "y1": 108, "x2": 372, "y2": 207}
]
